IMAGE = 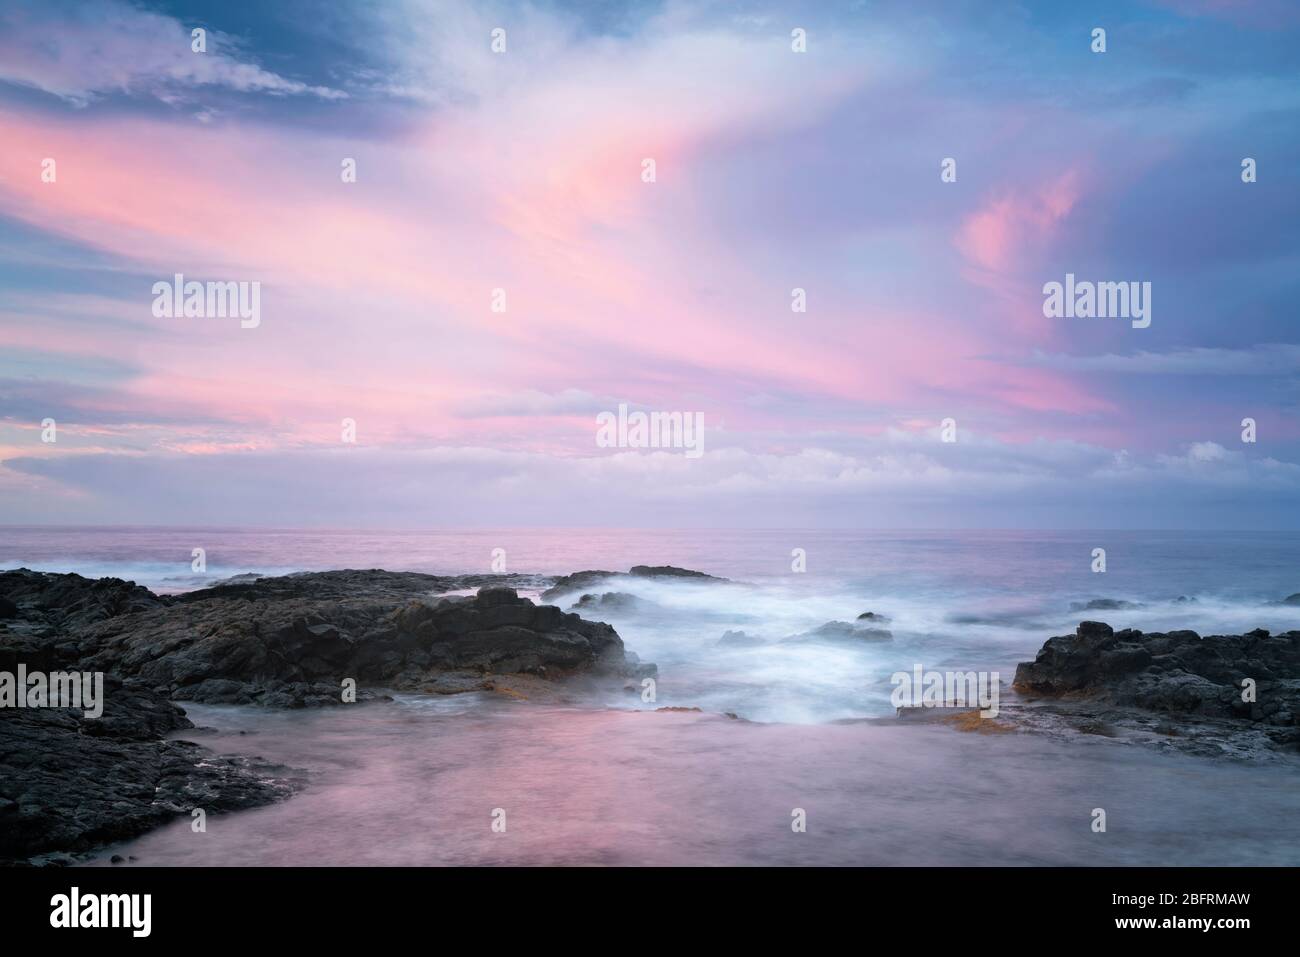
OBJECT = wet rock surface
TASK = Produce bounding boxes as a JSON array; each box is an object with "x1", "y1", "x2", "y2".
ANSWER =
[
  {"x1": 2, "y1": 569, "x2": 651, "y2": 707},
  {"x1": 0, "y1": 679, "x2": 297, "y2": 864},
  {"x1": 0, "y1": 567, "x2": 656, "y2": 861},
  {"x1": 784, "y1": 620, "x2": 893, "y2": 644},
  {"x1": 540, "y1": 565, "x2": 728, "y2": 602},
  {"x1": 1012, "y1": 620, "x2": 1300, "y2": 758},
  {"x1": 568, "y1": 591, "x2": 658, "y2": 616}
]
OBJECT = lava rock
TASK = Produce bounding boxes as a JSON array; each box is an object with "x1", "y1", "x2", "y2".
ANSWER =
[
  {"x1": 717, "y1": 630, "x2": 765, "y2": 648},
  {"x1": 784, "y1": 621, "x2": 893, "y2": 644},
  {"x1": 1014, "y1": 621, "x2": 1300, "y2": 726},
  {"x1": 541, "y1": 565, "x2": 727, "y2": 601},
  {"x1": 0, "y1": 680, "x2": 296, "y2": 863}
]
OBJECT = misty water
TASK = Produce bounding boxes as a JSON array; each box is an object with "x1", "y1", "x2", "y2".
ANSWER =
[{"x1": 4, "y1": 527, "x2": 1300, "y2": 865}]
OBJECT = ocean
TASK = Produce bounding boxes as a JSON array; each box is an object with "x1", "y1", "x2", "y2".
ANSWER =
[{"x1": 4, "y1": 526, "x2": 1299, "y2": 866}]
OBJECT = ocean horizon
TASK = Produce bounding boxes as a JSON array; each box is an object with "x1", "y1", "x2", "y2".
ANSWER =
[{"x1": 4, "y1": 524, "x2": 1299, "y2": 867}]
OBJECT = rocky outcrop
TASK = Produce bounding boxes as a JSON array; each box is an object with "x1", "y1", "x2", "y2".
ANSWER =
[
  {"x1": 1013, "y1": 621, "x2": 1300, "y2": 754},
  {"x1": 0, "y1": 679, "x2": 296, "y2": 864},
  {"x1": 541, "y1": 565, "x2": 727, "y2": 601},
  {"x1": 0, "y1": 567, "x2": 656, "y2": 862},
  {"x1": 0, "y1": 570, "x2": 167, "y2": 634},
  {"x1": 569, "y1": 592, "x2": 657, "y2": 616},
  {"x1": 785, "y1": 620, "x2": 893, "y2": 644},
  {"x1": 1069, "y1": 598, "x2": 1143, "y2": 611},
  {"x1": 856, "y1": 611, "x2": 892, "y2": 623},
  {"x1": 1, "y1": 569, "x2": 652, "y2": 707},
  {"x1": 48, "y1": 577, "x2": 648, "y2": 707}
]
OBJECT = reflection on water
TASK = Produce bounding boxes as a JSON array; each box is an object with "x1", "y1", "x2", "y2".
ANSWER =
[
  {"x1": 15, "y1": 527, "x2": 1298, "y2": 865},
  {"x1": 87, "y1": 698, "x2": 1300, "y2": 867}
]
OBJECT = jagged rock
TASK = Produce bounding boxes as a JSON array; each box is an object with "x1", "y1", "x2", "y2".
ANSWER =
[
  {"x1": 2, "y1": 569, "x2": 650, "y2": 708},
  {"x1": 0, "y1": 569, "x2": 167, "y2": 633},
  {"x1": 541, "y1": 565, "x2": 727, "y2": 601},
  {"x1": 569, "y1": 592, "x2": 655, "y2": 616},
  {"x1": 1013, "y1": 621, "x2": 1300, "y2": 752},
  {"x1": 0, "y1": 567, "x2": 659, "y2": 862},
  {"x1": 0, "y1": 679, "x2": 296, "y2": 863}
]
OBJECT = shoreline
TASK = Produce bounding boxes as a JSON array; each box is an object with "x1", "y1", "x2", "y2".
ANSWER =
[{"x1": 2, "y1": 564, "x2": 1298, "y2": 865}]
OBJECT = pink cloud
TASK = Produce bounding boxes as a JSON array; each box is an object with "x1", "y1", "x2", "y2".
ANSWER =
[
  {"x1": 955, "y1": 169, "x2": 1082, "y2": 273},
  {"x1": 0, "y1": 42, "x2": 1109, "y2": 457}
]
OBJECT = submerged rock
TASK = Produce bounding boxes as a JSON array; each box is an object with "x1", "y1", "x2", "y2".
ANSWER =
[
  {"x1": 569, "y1": 592, "x2": 656, "y2": 616},
  {"x1": 1069, "y1": 598, "x2": 1144, "y2": 611},
  {"x1": 784, "y1": 621, "x2": 893, "y2": 644},
  {"x1": 717, "y1": 629, "x2": 765, "y2": 648}
]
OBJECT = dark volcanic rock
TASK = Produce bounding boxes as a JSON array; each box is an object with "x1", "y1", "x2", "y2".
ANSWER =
[
  {"x1": 1069, "y1": 598, "x2": 1144, "y2": 612},
  {"x1": 541, "y1": 565, "x2": 727, "y2": 601},
  {"x1": 0, "y1": 567, "x2": 656, "y2": 861},
  {"x1": 0, "y1": 679, "x2": 296, "y2": 863},
  {"x1": 856, "y1": 611, "x2": 892, "y2": 623},
  {"x1": 3, "y1": 569, "x2": 650, "y2": 707},
  {"x1": 66, "y1": 577, "x2": 647, "y2": 706},
  {"x1": 784, "y1": 620, "x2": 893, "y2": 644},
  {"x1": 569, "y1": 592, "x2": 656, "y2": 616},
  {"x1": 539, "y1": 570, "x2": 620, "y2": 601},
  {"x1": 1012, "y1": 620, "x2": 1300, "y2": 754},
  {"x1": 0, "y1": 569, "x2": 167, "y2": 633},
  {"x1": 717, "y1": 629, "x2": 765, "y2": 648},
  {"x1": 5, "y1": 571, "x2": 637, "y2": 700},
  {"x1": 627, "y1": 564, "x2": 717, "y2": 580}
]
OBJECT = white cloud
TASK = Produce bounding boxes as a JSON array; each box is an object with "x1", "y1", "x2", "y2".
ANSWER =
[
  {"x1": 0, "y1": 1, "x2": 345, "y2": 106},
  {"x1": 5, "y1": 430, "x2": 1298, "y2": 528}
]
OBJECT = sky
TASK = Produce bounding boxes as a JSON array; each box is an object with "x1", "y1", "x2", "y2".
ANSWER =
[{"x1": 0, "y1": 0, "x2": 1298, "y2": 529}]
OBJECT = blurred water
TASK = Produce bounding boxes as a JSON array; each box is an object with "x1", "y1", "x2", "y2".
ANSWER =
[
  {"x1": 6, "y1": 527, "x2": 1299, "y2": 864},
  {"x1": 5, "y1": 526, "x2": 1300, "y2": 723},
  {"x1": 83, "y1": 698, "x2": 1300, "y2": 867},
  {"x1": 3, "y1": 526, "x2": 1299, "y2": 604}
]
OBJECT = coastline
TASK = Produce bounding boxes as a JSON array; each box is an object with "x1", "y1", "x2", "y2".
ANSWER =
[{"x1": 2, "y1": 563, "x2": 1299, "y2": 866}]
